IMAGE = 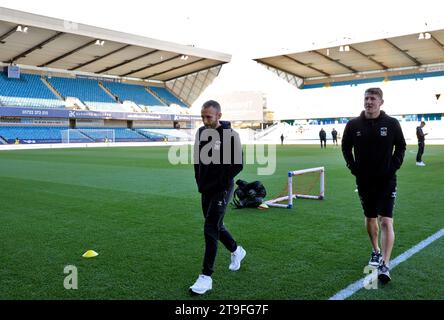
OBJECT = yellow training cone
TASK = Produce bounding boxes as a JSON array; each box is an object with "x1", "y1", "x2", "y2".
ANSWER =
[
  {"x1": 82, "y1": 250, "x2": 99, "y2": 258},
  {"x1": 258, "y1": 203, "x2": 269, "y2": 210}
]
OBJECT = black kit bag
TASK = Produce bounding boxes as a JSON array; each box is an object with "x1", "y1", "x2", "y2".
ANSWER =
[{"x1": 232, "y1": 179, "x2": 267, "y2": 209}]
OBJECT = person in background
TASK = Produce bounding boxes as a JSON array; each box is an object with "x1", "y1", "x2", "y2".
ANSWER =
[
  {"x1": 319, "y1": 128, "x2": 327, "y2": 149},
  {"x1": 332, "y1": 128, "x2": 338, "y2": 146},
  {"x1": 416, "y1": 121, "x2": 428, "y2": 167}
]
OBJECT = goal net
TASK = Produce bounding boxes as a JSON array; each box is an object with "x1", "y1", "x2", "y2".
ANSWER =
[
  {"x1": 266, "y1": 167, "x2": 325, "y2": 209},
  {"x1": 61, "y1": 129, "x2": 115, "y2": 144}
]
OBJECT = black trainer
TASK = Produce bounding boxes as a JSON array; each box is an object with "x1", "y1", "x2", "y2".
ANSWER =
[
  {"x1": 378, "y1": 262, "x2": 391, "y2": 284},
  {"x1": 369, "y1": 250, "x2": 382, "y2": 267}
]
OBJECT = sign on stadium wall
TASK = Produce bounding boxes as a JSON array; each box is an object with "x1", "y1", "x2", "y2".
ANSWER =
[{"x1": 0, "y1": 107, "x2": 201, "y2": 121}]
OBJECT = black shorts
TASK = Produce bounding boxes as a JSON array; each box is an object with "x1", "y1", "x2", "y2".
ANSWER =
[{"x1": 356, "y1": 177, "x2": 397, "y2": 218}]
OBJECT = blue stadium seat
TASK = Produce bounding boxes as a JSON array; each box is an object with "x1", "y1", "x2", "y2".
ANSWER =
[
  {"x1": 47, "y1": 77, "x2": 123, "y2": 111},
  {"x1": 137, "y1": 128, "x2": 191, "y2": 141},
  {"x1": 0, "y1": 126, "x2": 66, "y2": 144},
  {"x1": 149, "y1": 87, "x2": 188, "y2": 108},
  {"x1": 0, "y1": 126, "x2": 190, "y2": 144},
  {"x1": 0, "y1": 73, "x2": 65, "y2": 109},
  {"x1": 103, "y1": 82, "x2": 165, "y2": 107},
  {"x1": 79, "y1": 128, "x2": 149, "y2": 142}
]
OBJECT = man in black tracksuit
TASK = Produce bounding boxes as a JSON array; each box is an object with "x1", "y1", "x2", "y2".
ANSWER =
[
  {"x1": 319, "y1": 128, "x2": 327, "y2": 148},
  {"x1": 189, "y1": 100, "x2": 245, "y2": 295},
  {"x1": 332, "y1": 128, "x2": 338, "y2": 146},
  {"x1": 416, "y1": 121, "x2": 428, "y2": 166},
  {"x1": 342, "y1": 88, "x2": 406, "y2": 284}
]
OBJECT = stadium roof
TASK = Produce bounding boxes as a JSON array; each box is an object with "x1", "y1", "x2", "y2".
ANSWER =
[
  {"x1": 255, "y1": 29, "x2": 444, "y2": 89},
  {"x1": 0, "y1": 7, "x2": 232, "y2": 105}
]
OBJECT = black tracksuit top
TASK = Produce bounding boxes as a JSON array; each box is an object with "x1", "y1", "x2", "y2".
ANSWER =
[
  {"x1": 416, "y1": 126, "x2": 426, "y2": 142},
  {"x1": 194, "y1": 121, "x2": 244, "y2": 194},
  {"x1": 342, "y1": 111, "x2": 406, "y2": 181}
]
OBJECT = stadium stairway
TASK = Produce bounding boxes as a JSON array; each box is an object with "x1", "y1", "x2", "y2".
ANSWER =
[
  {"x1": 98, "y1": 82, "x2": 120, "y2": 103},
  {"x1": 101, "y1": 82, "x2": 165, "y2": 108},
  {"x1": 76, "y1": 131, "x2": 94, "y2": 142},
  {"x1": 144, "y1": 87, "x2": 167, "y2": 106},
  {"x1": 41, "y1": 77, "x2": 65, "y2": 102},
  {"x1": 0, "y1": 136, "x2": 8, "y2": 145},
  {"x1": 254, "y1": 122, "x2": 282, "y2": 140},
  {"x1": 135, "y1": 129, "x2": 164, "y2": 142},
  {"x1": 148, "y1": 86, "x2": 188, "y2": 108},
  {"x1": 47, "y1": 77, "x2": 122, "y2": 111},
  {"x1": 78, "y1": 131, "x2": 95, "y2": 142}
]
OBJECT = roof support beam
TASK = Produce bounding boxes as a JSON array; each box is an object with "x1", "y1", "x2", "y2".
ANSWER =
[
  {"x1": 69, "y1": 44, "x2": 131, "y2": 71},
  {"x1": 311, "y1": 51, "x2": 358, "y2": 73},
  {"x1": 6, "y1": 32, "x2": 64, "y2": 64},
  {"x1": 98, "y1": 49, "x2": 159, "y2": 74},
  {"x1": 120, "y1": 54, "x2": 182, "y2": 77},
  {"x1": 383, "y1": 39, "x2": 422, "y2": 66},
  {"x1": 349, "y1": 46, "x2": 388, "y2": 69},
  {"x1": 195, "y1": 68, "x2": 214, "y2": 98},
  {"x1": 164, "y1": 62, "x2": 227, "y2": 82},
  {"x1": 0, "y1": 26, "x2": 17, "y2": 43},
  {"x1": 255, "y1": 60, "x2": 305, "y2": 79},
  {"x1": 145, "y1": 58, "x2": 206, "y2": 80},
  {"x1": 144, "y1": 58, "x2": 206, "y2": 80},
  {"x1": 187, "y1": 68, "x2": 208, "y2": 102},
  {"x1": 429, "y1": 34, "x2": 444, "y2": 54},
  {"x1": 39, "y1": 39, "x2": 97, "y2": 67},
  {"x1": 284, "y1": 55, "x2": 330, "y2": 76}
]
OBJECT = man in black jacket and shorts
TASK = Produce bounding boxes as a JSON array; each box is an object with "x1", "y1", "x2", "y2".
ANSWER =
[
  {"x1": 342, "y1": 88, "x2": 406, "y2": 284},
  {"x1": 190, "y1": 100, "x2": 246, "y2": 295}
]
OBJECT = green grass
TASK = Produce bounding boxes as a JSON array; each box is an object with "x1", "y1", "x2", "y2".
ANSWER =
[{"x1": 0, "y1": 145, "x2": 443, "y2": 300}]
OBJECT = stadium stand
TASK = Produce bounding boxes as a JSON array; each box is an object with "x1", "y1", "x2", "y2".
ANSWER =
[
  {"x1": 136, "y1": 129, "x2": 166, "y2": 142},
  {"x1": 61, "y1": 130, "x2": 93, "y2": 143},
  {"x1": 149, "y1": 86, "x2": 188, "y2": 108},
  {"x1": 137, "y1": 128, "x2": 192, "y2": 141},
  {"x1": 0, "y1": 8, "x2": 232, "y2": 146},
  {"x1": 79, "y1": 128, "x2": 149, "y2": 142},
  {"x1": 0, "y1": 126, "x2": 176, "y2": 144},
  {"x1": 102, "y1": 82, "x2": 165, "y2": 108},
  {"x1": 0, "y1": 126, "x2": 66, "y2": 144},
  {"x1": 0, "y1": 73, "x2": 64, "y2": 109},
  {"x1": 47, "y1": 77, "x2": 125, "y2": 111}
]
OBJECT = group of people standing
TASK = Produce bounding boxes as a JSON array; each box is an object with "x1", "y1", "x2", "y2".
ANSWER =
[
  {"x1": 319, "y1": 128, "x2": 339, "y2": 148},
  {"x1": 281, "y1": 128, "x2": 339, "y2": 147}
]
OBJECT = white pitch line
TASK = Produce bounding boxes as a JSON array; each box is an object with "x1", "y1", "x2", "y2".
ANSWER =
[{"x1": 329, "y1": 228, "x2": 444, "y2": 300}]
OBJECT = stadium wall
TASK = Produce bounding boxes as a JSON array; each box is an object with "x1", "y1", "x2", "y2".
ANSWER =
[{"x1": 256, "y1": 121, "x2": 444, "y2": 145}]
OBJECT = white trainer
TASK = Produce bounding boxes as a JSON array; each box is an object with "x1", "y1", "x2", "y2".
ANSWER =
[
  {"x1": 189, "y1": 275, "x2": 212, "y2": 295},
  {"x1": 416, "y1": 162, "x2": 426, "y2": 167},
  {"x1": 229, "y1": 246, "x2": 246, "y2": 271}
]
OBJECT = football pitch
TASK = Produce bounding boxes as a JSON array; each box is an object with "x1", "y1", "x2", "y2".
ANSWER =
[{"x1": 0, "y1": 145, "x2": 443, "y2": 300}]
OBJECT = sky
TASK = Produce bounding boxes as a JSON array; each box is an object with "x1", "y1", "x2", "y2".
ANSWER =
[
  {"x1": 2, "y1": 0, "x2": 443, "y2": 57},
  {"x1": 1, "y1": 0, "x2": 444, "y2": 117}
]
